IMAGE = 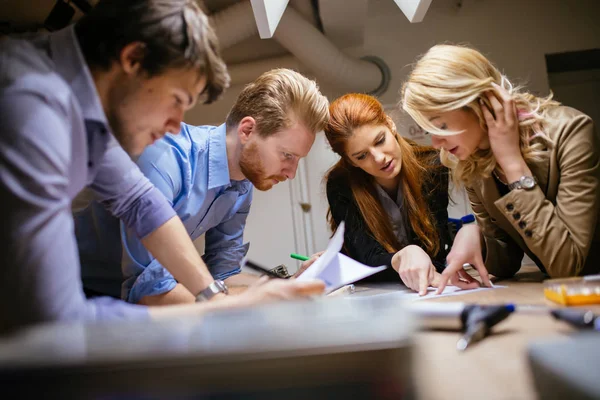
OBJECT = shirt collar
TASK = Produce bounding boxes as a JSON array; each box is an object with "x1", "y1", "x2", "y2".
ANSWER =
[
  {"x1": 208, "y1": 124, "x2": 252, "y2": 194},
  {"x1": 375, "y1": 183, "x2": 404, "y2": 208},
  {"x1": 207, "y1": 124, "x2": 252, "y2": 194},
  {"x1": 49, "y1": 26, "x2": 109, "y2": 126}
]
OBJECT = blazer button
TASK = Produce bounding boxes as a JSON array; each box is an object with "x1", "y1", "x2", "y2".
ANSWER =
[
  {"x1": 524, "y1": 230, "x2": 533, "y2": 237},
  {"x1": 490, "y1": 217, "x2": 497, "y2": 223},
  {"x1": 518, "y1": 220, "x2": 527, "y2": 229},
  {"x1": 506, "y1": 203, "x2": 514, "y2": 211},
  {"x1": 513, "y1": 212, "x2": 521, "y2": 220}
]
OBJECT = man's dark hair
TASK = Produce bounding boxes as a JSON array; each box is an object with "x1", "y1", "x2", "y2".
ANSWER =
[{"x1": 75, "y1": 0, "x2": 229, "y2": 103}]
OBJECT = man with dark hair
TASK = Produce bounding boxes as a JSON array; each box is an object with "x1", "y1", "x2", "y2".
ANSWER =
[
  {"x1": 76, "y1": 68, "x2": 330, "y2": 305},
  {"x1": 0, "y1": 0, "x2": 324, "y2": 333},
  {"x1": 74, "y1": 0, "x2": 229, "y2": 108}
]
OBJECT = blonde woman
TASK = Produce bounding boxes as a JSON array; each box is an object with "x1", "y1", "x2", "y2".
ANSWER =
[{"x1": 401, "y1": 44, "x2": 600, "y2": 293}]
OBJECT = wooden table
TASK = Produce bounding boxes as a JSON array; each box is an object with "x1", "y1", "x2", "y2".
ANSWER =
[
  {"x1": 226, "y1": 265, "x2": 599, "y2": 399},
  {"x1": 405, "y1": 265, "x2": 598, "y2": 400}
]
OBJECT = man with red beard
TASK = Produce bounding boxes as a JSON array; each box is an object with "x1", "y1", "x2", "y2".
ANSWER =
[{"x1": 75, "y1": 69, "x2": 330, "y2": 305}]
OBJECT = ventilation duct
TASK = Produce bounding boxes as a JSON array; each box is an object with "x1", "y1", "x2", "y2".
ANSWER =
[{"x1": 209, "y1": 1, "x2": 390, "y2": 96}]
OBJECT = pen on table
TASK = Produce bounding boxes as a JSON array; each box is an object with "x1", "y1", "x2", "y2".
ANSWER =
[
  {"x1": 456, "y1": 304, "x2": 515, "y2": 351},
  {"x1": 290, "y1": 253, "x2": 310, "y2": 262},
  {"x1": 327, "y1": 284, "x2": 355, "y2": 297},
  {"x1": 551, "y1": 308, "x2": 600, "y2": 330},
  {"x1": 404, "y1": 302, "x2": 515, "y2": 350},
  {"x1": 241, "y1": 258, "x2": 287, "y2": 279}
]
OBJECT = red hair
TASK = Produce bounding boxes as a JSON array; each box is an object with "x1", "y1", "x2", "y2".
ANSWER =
[{"x1": 324, "y1": 93, "x2": 440, "y2": 255}]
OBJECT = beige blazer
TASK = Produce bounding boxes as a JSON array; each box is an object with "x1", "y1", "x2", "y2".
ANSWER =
[{"x1": 466, "y1": 106, "x2": 600, "y2": 278}]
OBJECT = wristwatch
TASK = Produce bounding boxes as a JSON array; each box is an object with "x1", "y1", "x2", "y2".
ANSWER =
[
  {"x1": 507, "y1": 175, "x2": 537, "y2": 191},
  {"x1": 195, "y1": 280, "x2": 229, "y2": 302}
]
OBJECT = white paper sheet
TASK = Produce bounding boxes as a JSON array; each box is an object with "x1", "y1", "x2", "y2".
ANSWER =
[
  {"x1": 296, "y1": 221, "x2": 387, "y2": 293},
  {"x1": 349, "y1": 282, "x2": 506, "y2": 301},
  {"x1": 296, "y1": 221, "x2": 505, "y2": 298}
]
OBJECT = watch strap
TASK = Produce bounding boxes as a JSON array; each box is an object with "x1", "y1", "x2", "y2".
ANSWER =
[
  {"x1": 507, "y1": 180, "x2": 522, "y2": 190},
  {"x1": 507, "y1": 175, "x2": 537, "y2": 191},
  {"x1": 195, "y1": 280, "x2": 228, "y2": 302}
]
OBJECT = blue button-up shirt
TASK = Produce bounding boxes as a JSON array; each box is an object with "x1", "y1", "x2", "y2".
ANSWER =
[
  {"x1": 77, "y1": 123, "x2": 253, "y2": 304},
  {"x1": 0, "y1": 26, "x2": 176, "y2": 332}
]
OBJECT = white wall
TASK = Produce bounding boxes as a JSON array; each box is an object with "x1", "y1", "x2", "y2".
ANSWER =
[{"x1": 186, "y1": 0, "x2": 600, "y2": 264}]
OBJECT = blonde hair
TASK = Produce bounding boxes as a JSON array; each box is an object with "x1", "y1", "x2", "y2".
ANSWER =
[
  {"x1": 400, "y1": 44, "x2": 559, "y2": 186},
  {"x1": 226, "y1": 68, "x2": 330, "y2": 136}
]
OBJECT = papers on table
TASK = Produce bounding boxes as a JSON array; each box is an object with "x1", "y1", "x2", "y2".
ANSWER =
[
  {"x1": 297, "y1": 220, "x2": 505, "y2": 298},
  {"x1": 296, "y1": 222, "x2": 386, "y2": 294}
]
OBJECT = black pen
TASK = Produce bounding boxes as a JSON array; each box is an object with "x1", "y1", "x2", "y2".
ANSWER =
[
  {"x1": 551, "y1": 308, "x2": 599, "y2": 329},
  {"x1": 241, "y1": 258, "x2": 287, "y2": 279},
  {"x1": 456, "y1": 304, "x2": 515, "y2": 351}
]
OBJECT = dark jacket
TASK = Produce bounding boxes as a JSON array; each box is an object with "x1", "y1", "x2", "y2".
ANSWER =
[{"x1": 326, "y1": 153, "x2": 452, "y2": 282}]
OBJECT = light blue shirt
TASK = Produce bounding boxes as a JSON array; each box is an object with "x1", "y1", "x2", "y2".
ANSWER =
[
  {"x1": 77, "y1": 123, "x2": 253, "y2": 303},
  {"x1": 0, "y1": 27, "x2": 175, "y2": 332}
]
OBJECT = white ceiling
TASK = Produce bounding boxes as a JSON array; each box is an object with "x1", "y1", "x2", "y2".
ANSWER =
[{"x1": 0, "y1": 0, "x2": 439, "y2": 65}]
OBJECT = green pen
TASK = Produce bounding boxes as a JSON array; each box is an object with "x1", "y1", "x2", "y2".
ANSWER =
[{"x1": 290, "y1": 253, "x2": 310, "y2": 261}]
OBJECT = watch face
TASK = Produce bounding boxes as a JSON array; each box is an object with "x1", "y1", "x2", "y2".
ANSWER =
[{"x1": 520, "y1": 176, "x2": 535, "y2": 189}]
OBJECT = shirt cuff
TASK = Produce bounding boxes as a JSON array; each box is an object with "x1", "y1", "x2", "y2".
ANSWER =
[
  {"x1": 494, "y1": 186, "x2": 545, "y2": 243},
  {"x1": 90, "y1": 297, "x2": 150, "y2": 321},
  {"x1": 121, "y1": 186, "x2": 176, "y2": 239},
  {"x1": 203, "y1": 242, "x2": 249, "y2": 280},
  {"x1": 126, "y1": 259, "x2": 178, "y2": 304},
  {"x1": 214, "y1": 267, "x2": 241, "y2": 281}
]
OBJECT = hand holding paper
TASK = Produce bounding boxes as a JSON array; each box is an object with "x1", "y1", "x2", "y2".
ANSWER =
[{"x1": 296, "y1": 222, "x2": 386, "y2": 293}]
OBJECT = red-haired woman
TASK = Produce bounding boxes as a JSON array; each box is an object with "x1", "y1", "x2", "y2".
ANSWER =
[{"x1": 324, "y1": 93, "x2": 491, "y2": 295}]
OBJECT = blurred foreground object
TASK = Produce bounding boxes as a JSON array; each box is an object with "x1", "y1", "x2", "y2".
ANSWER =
[
  {"x1": 0, "y1": 296, "x2": 415, "y2": 399},
  {"x1": 528, "y1": 332, "x2": 600, "y2": 400}
]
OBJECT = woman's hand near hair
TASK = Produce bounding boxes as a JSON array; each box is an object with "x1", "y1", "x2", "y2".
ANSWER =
[
  {"x1": 482, "y1": 83, "x2": 532, "y2": 181},
  {"x1": 436, "y1": 224, "x2": 492, "y2": 294},
  {"x1": 392, "y1": 245, "x2": 439, "y2": 296}
]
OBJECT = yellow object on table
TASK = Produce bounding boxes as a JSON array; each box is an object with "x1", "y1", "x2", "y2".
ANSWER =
[{"x1": 543, "y1": 275, "x2": 600, "y2": 305}]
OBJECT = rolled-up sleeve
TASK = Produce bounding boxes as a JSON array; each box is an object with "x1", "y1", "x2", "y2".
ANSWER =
[
  {"x1": 120, "y1": 147, "x2": 182, "y2": 303},
  {"x1": 0, "y1": 89, "x2": 149, "y2": 333},
  {"x1": 90, "y1": 142, "x2": 176, "y2": 239}
]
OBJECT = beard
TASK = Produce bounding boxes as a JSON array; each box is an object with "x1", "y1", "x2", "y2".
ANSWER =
[
  {"x1": 106, "y1": 112, "x2": 138, "y2": 156},
  {"x1": 239, "y1": 142, "x2": 286, "y2": 191},
  {"x1": 105, "y1": 77, "x2": 145, "y2": 157}
]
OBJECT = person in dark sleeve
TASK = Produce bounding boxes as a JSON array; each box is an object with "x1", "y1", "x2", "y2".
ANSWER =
[{"x1": 323, "y1": 93, "x2": 482, "y2": 296}]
